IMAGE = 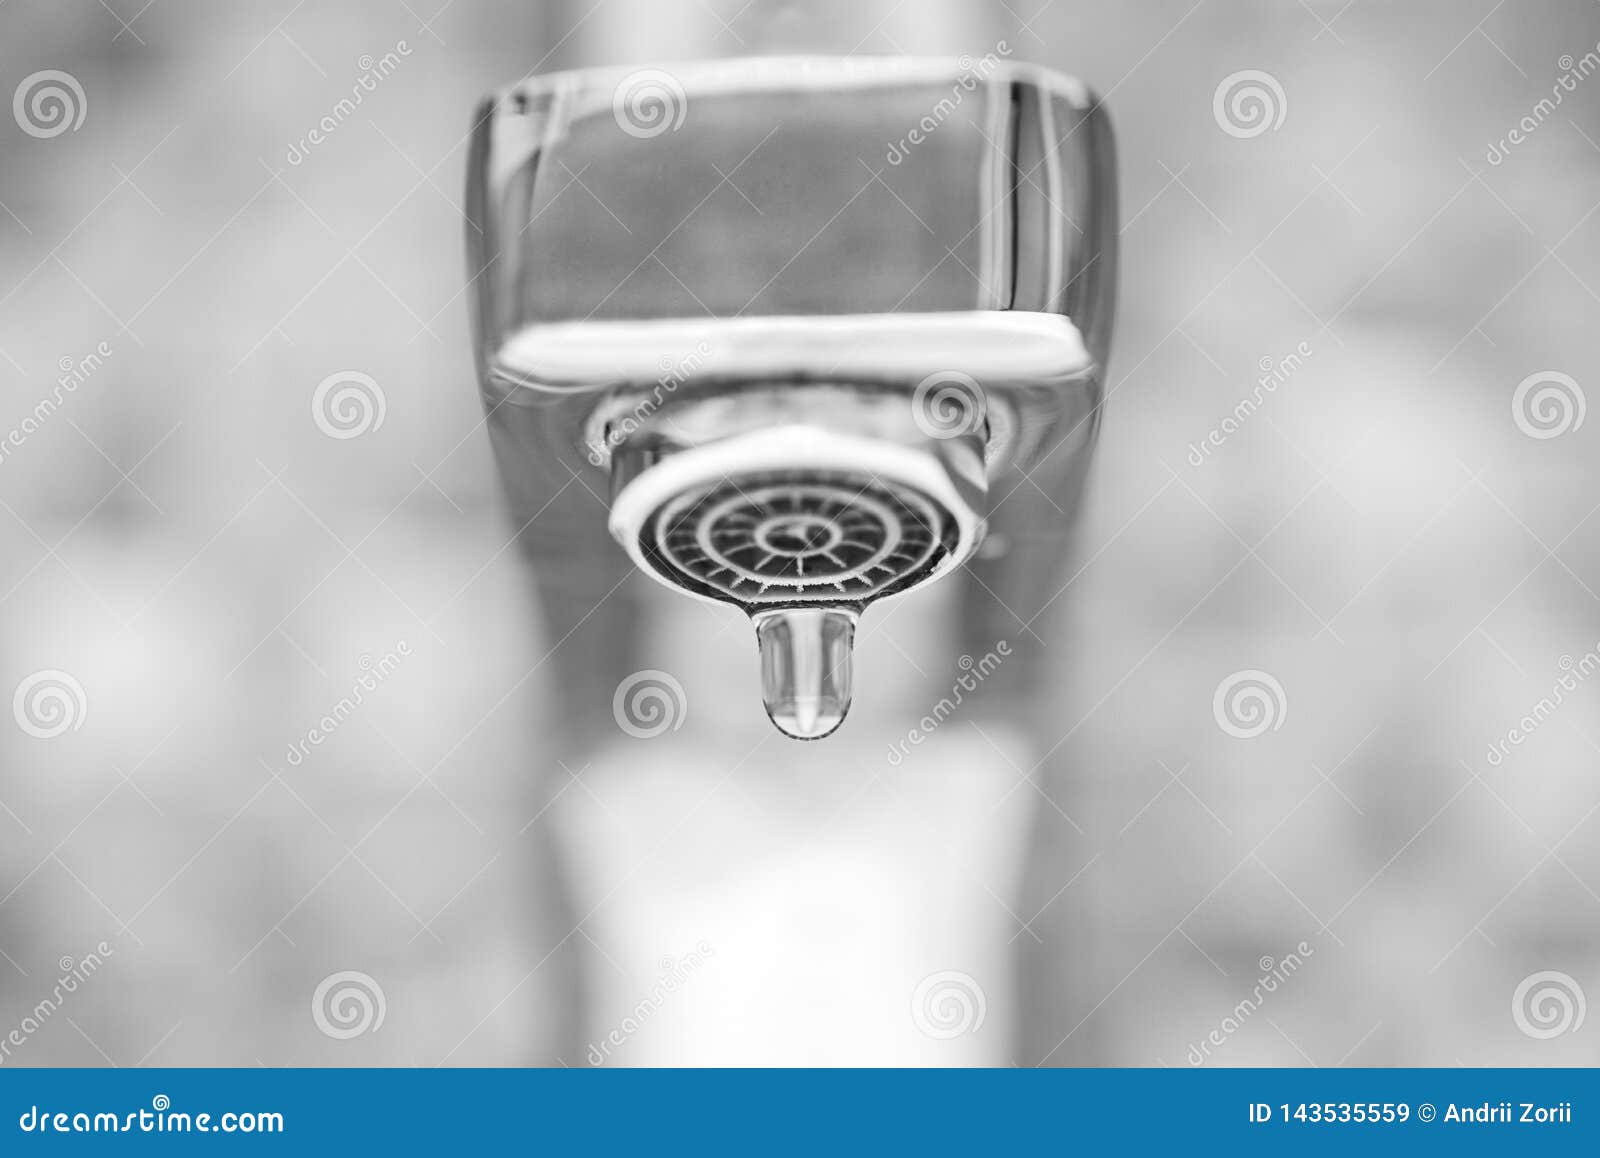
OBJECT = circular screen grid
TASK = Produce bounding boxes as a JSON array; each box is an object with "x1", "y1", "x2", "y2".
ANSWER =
[{"x1": 641, "y1": 472, "x2": 958, "y2": 607}]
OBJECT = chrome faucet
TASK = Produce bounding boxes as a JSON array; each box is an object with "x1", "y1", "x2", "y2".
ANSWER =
[{"x1": 467, "y1": 56, "x2": 1116, "y2": 742}]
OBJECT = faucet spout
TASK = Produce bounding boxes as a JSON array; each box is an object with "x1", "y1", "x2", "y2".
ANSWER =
[{"x1": 466, "y1": 56, "x2": 1117, "y2": 739}]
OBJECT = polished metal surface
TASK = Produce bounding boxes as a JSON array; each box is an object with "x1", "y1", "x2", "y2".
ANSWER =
[{"x1": 467, "y1": 55, "x2": 1117, "y2": 738}]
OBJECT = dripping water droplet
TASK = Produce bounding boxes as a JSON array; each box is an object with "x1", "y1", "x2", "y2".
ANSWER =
[{"x1": 752, "y1": 607, "x2": 855, "y2": 740}]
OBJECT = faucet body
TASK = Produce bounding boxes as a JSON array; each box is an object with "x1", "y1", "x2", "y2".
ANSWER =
[{"x1": 467, "y1": 57, "x2": 1117, "y2": 735}]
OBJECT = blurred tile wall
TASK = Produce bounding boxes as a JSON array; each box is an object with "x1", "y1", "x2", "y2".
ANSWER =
[{"x1": 1, "y1": 0, "x2": 1598, "y2": 1066}]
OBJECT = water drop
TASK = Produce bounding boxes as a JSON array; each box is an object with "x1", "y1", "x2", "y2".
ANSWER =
[{"x1": 753, "y1": 607, "x2": 855, "y2": 740}]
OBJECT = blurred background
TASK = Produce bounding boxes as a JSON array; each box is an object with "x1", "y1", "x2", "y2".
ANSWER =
[{"x1": 2, "y1": 0, "x2": 1599, "y2": 1067}]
